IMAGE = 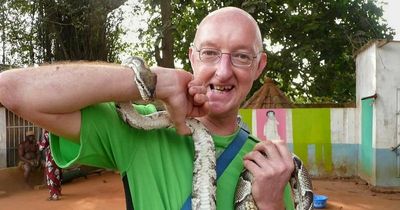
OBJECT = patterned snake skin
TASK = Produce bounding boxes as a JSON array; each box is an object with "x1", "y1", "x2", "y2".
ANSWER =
[{"x1": 116, "y1": 57, "x2": 314, "y2": 210}]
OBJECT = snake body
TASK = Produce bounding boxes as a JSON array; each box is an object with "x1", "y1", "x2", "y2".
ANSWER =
[{"x1": 116, "y1": 57, "x2": 313, "y2": 210}]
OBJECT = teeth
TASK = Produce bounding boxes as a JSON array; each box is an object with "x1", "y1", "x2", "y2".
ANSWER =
[{"x1": 212, "y1": 85, "x2": 233, "y2": 91}]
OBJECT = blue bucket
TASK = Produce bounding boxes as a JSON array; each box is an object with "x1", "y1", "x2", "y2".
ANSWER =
[{"x1": 313, "y1": 194, "x2": 328, "y2": 209}]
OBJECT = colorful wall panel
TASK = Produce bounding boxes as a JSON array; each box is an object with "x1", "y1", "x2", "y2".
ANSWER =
[
  {"x1": 254, "y1": 109, "x2": 287, "y2": 142},
  {"x1": 292, "y1": 109, "x2": 332, "y2": 174},
  {"x1": 360, "y1": 98, "x2": 374, "y2": 178},
  {"x1": 247, "y1": 108, "x2": 358, "y2": 177},
  {"x1": 241, "y1": 106, "x2": 400, "y2": 186},
  {"x1": 238, "y1": 109, "x2": 252, "y2": 131}
]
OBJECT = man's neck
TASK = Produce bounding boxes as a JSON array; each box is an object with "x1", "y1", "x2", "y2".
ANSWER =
[{"x1": 198, "y1": 115, "x2": 238, "y2": 136}]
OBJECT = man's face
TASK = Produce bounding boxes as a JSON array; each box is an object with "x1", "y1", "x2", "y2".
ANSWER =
[{"x1": 189, "y1": 11, "x2": 266, "y2": 117}]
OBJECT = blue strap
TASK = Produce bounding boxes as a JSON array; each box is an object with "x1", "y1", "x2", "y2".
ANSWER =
[{"x1": 181, "y1": 128, "x2": 249, "y2": 210}]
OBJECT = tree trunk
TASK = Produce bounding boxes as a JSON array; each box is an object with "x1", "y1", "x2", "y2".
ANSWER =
[
  {"x1": 38, "y1": 0, "x2": 126, "y2": 62},
  {"x1": 1, "y1": 5, "x2": 6, "y2": 64},
  {"x1": 156, "y1": 0, "x2": 174, "y2": 68}
]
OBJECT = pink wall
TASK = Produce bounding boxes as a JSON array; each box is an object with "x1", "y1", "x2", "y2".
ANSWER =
[{"x1": 255, "y1": 109, "x2": 287, "y2": 142}]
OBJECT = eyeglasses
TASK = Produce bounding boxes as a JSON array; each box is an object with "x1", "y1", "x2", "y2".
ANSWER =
[{"x1": 193, "y1": 46, "x2": 260, "y2": 68}]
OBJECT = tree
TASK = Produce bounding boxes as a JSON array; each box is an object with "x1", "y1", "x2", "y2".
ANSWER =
[
  {"x1": 0, "y1": 0, "x2": 128, "y2": 67},
  {"x1": 134, "y1": 0, "x2": 394, "y2": 103}
]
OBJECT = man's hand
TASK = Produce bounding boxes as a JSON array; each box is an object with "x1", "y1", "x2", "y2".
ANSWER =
[
  {"x1": 152, "y1": 67, "x2": 208, "y2": 135},
  {"x1": 243, "y1": 140, "x2": 294, "y2": 210}
]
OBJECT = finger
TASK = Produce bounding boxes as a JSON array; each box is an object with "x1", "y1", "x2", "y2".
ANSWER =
[
  {"x1": 193, "y1": 93, "x2": 208, "y2": 106},
  {"x1": 190, "y1": 69, "x2": 211, "y2": 86},
  {"x1": 167, "y1": 113, "x2": 192, "y2": 135},
  {"x1": 188, "y1": 79, "x2": 203, "y2": 88},
  {"x1": 175, "y1": 122, "x2": 192, "y2": 136},
  {"x1": 164, "y1": 102, "x2": 191, "y2": 135},
  {"x1": 188, "y1": 101, "x2": 209, "y2": 117},
  {"x1": 252, "y1": 141, "x2": 272, "y2": 157},
  {"x1": 253, "y1": 141, "x2": 284, "y2": 160},
  {"x1": 188, "y1": 85, "x2": 207, "y2": 96},
  {"x1": 243, "y1": 157, "x2": 274, "y2": 176},
  {"x1": 271, "y1": 140, "x2": 293, "y2": 162},
  {"x1": 256, "y1": 140, "x2": 294, "y2": 174},
  {"x1": 243, "y1": 159, "x2": 263, "y2": 175},
  {"x1": 244, "y1": 150, "x2": 270, "y2": 169}
]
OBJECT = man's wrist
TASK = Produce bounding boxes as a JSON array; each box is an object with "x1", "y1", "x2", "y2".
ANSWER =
[{"x1": 256, "y1": 200, "x2": 285, "y2": 210}]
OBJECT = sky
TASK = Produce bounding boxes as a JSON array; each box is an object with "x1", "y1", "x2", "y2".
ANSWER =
[{"x1": 382, "y1": 0, "x2": 400, "y2": 40}]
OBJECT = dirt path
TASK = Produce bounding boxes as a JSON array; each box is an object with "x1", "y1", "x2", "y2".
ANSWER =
[
  {"x1": 1, "y1": 169, "x2": 399, "y2": 210},
  {"x1": 0, "y1": 168, "x2": 125, "y2": 210},
  {"x1": 313, "y1": 178, "x2": 400, "y2": 209}
]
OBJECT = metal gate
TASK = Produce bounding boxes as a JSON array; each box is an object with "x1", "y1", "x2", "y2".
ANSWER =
[
  {"x1": 6, "y1": 109, "x2": 40, "y2": 167},
  {"x1": 396, "y1": 88, "x2": 400, "y2": 177}
]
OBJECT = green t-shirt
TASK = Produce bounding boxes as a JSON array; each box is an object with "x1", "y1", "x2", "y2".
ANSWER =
[{"x1": 50, "y1": 102, "x2": 294, "y2": 210}]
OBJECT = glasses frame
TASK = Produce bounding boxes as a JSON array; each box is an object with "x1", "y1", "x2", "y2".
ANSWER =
[{"x1": 193, "y1": 45, "x2": 262, "y2": 68}]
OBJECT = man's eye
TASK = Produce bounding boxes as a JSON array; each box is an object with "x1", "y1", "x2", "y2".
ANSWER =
[
  {"x1": 233, "y1": 53, "x2": 252, "y2": 61},
  {"x1": 202, "y1": 50, "x2": 219, "y2": 56}
]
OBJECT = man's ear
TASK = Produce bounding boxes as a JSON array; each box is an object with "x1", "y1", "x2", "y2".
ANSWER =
[
  {"x1": 188, "y1": 47, "x2": 194, "y2": 66},
  {"x1": 254, "y1": 52, "x2": 267, "y2": 80}
]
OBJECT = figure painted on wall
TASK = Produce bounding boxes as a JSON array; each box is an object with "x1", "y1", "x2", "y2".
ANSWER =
[{"x1": 263, "y1": 111, "x2": 281, "y2": 141}]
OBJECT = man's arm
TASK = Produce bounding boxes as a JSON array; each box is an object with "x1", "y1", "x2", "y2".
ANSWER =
[
  {"x1": 0, "y1": 62, "x2": 208, "y2": 141},
  {"x1": 18, "y1": 144, "x2": 32, "y2": 165},
  {"x1": 0, "y1": 63, "x2": 140, "y2": 141},
  {"x1": 35, "y1": 143, "x2": 41, "y2": 165}
]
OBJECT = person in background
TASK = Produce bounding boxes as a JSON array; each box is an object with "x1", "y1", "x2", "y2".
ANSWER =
[
  {"x1": 39, "y1": 129, "x2": 62, "y2": 201},
  {"x1": 18, "y1": 130, "x2": 40, "y2": 186}
]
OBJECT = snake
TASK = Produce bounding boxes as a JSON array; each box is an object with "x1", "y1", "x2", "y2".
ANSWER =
[{"x1": 115, "y1": 56, "x2": 314, "y2": 210}]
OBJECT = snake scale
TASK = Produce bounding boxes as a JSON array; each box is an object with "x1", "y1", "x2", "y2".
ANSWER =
[{"x1": 115, "y1": 57, "x2": 314, "y2": 210}]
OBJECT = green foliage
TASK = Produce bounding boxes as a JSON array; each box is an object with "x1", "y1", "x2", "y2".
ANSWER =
[
  {"x1": 134, "y1": 0, "x2": 394, "y2": 103},
  {"x1": 0, "y1": 0, "x2": 127, "y2": 66}
]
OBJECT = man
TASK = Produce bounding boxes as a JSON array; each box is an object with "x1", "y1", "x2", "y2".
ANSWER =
[
  {"x1": 0, "y1": 7, "x2": 294, "y2": 210},
  {"x1": 18, "y1": 130, "x2": 40, "y2": 185}
]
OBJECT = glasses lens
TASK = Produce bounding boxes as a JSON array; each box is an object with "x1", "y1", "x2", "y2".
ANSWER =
[
  {"x1": 231, "y1": 52, "x2": 253, "y2": 67},
  {"x1": 197, "y1": 47, "x2": 255, "y2": 68},
  {"x1": 199, "y1": 49, "x2": 220, "y2": 63}
]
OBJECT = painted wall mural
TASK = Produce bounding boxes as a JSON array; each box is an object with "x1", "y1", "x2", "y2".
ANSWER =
[
  {"x1": 292, "y1": 109, "x2": 332, "y2": 174},
  {"x1": 242, "y1": 108, "x2": 348, "y2": 177},
  {"x1": 254, "y1": 109, "x2": 287, "y2": 142},
  {"x1": 239, "y1": 107, "x2": 399, "y2": 187}
]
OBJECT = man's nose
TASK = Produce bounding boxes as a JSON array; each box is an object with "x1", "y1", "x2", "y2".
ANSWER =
[{"x1": 215, "y1": 54, "x2": 233, "y2": 79}]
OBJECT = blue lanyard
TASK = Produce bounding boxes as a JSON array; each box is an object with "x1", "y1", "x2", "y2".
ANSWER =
[{"x1": 181, "y1": 128, "x2": 249, "y2": 210}]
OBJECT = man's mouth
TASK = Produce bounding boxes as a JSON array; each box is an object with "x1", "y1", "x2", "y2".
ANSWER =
[{"x1": 210, "y1": 84, "x2": 234, "y2": 92}]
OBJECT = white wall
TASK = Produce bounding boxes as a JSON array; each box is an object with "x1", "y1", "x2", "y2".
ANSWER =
[
  {"x1": 375, "y1": 41, "x2": 400, "y2": 149},
  {"x1": 330, "y1": 108, "x2": 358, "y2": 144},
  {"x1": 356, "y1": 43, "x2": 377, "y2": 102}
]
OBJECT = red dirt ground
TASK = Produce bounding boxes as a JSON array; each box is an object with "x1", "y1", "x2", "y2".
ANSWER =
[{"x1": 0, "y1": 167, "x2": 399, "y2": 210}]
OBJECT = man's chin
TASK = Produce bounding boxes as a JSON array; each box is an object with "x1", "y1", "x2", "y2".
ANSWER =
[{"x1": 208, "y1": 101, "x2": 232, "y2": 114}]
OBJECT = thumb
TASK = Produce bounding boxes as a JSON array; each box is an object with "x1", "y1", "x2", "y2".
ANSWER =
[
  {"x1": 164, "y1": 104, "x2": 192, "y2": 136},
  {"x1": 175, "y1": 122, "x2": 192, "y2": 136}
]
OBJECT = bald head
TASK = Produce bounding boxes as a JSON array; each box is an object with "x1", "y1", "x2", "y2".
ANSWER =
[{"x1": 194, "y1": 7, "x2": 263, "y2": 51}]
